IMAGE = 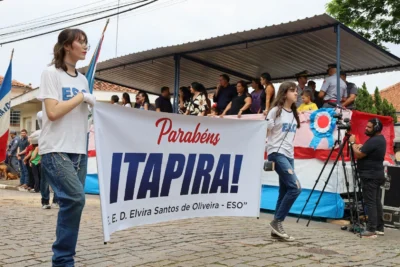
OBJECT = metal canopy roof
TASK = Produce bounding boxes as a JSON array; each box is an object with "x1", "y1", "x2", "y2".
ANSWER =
[{"x1": 79, "y1": 14, "x2": 400, "y2": 96}]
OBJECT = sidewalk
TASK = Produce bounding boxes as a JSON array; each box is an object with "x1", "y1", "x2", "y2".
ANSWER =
[
  {"x1": 0, "y1": 178, "x2": 19, "y2": 190},
  {"x1": 0, "y1": 189, "x2": 399, "y2": 267}
]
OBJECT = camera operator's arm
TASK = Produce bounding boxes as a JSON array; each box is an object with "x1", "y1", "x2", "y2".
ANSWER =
[{"x1": 349, "y1": 135, "x2": 367, "y2": 159}]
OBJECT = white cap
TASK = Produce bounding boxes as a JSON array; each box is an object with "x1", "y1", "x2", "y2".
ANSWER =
[{"x1": 29, "y1": 130, "x2": 41, "y2": 145}]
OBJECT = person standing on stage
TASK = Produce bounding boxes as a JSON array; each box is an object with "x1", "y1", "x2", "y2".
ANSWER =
[
  {"x1": 266, "y1": 82, "x2": 301, "y2": 241},
  {"x1": 37, "y1": 28, "x2": 96, "y2": 266},
  {"x1": 319, "y1": 63, "x2": 347, "y2": 107},
  {"x1": 260, "y1": 72, "x2": 275, "y2": 115},
  {"x1": 213, "y1": 74, "x2": 237, "y2": 115},
  {"x1": 350, "y1": 118, "x2": 386, "y2": 238}
]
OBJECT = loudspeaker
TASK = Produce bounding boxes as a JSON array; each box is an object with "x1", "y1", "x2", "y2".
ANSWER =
[{"x1": 384, "y1": 166, "x2": 400, "y2": 208}]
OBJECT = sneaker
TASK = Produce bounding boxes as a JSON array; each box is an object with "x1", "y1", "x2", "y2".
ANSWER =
[
  {"x1": 29, "y1": 189, "x2": 37, "y2": 193},
  {"x1": 361, "y1": 230, "x2": 377, "y2": 238},
  {"x1": 269, "y1": 220, "x2": 289, "y2": 238},
  {"x1": 375, "y1": 231, "x2": 384, "y2": 236},
  {"x1": 271, "y1": 231, "x2": 280, "y2": 239},
  {"x1": 271, "y1": 231, "x2": 295, "y2": 242},
  {"x1": 51, "y1": 203, "x2": 59, "y2": 209},
  {"x1": 42, "y1": 204, "x2": 51, "y2": 209}
]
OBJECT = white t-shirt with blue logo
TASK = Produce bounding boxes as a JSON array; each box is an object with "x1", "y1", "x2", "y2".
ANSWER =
[
  {"x1": 37, "y1": 65, "x2": 89, "y2": 155},
  {"x1": 266, "y1": 107, "x2": 297, "y2": 159}
]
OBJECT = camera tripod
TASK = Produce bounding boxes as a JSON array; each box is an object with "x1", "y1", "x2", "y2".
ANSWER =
[{"x1": 296, "y1": 129, "x2": 365, "y2": 238}]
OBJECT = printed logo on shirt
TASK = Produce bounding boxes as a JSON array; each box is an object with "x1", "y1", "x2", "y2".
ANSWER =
[
  {"x1": 282, "y1": 123, "x2": 297, "y2": 133},
  {"x1": 62, "y1": 87, "x2": 87, "y2": 101}
]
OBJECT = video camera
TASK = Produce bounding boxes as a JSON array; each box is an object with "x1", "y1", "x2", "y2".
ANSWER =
[
  {"x1": 328, "y1": 103, "x2": 351, "y2": 131},
  {"x1": 337, "y1": 117, "x2": 351, "y2": 131}
]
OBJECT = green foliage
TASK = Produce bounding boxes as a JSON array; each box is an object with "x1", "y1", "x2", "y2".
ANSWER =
[
  {"x1": 374, "y1": 87, "x2": 383, "y2": 115},
  {"x1": 326, "y1": 0, "x2": 400, "y2": 47},
  {"x1": 381, "y1": 99, "x2": 391, "y2": 115},
  {"x1": 354, "y1": 82, "x2": 397, "y2": 124},
  {"x1": 355, "y1": 82, "x2": 376, "y2": 114},
  {"x1": 389, "y1": 103, "x2": 398, "y2": 123}
]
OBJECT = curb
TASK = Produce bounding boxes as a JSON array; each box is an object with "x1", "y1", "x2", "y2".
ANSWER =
[{"x1": 0, "y1": 183, "x2": 18, "y2": 191}]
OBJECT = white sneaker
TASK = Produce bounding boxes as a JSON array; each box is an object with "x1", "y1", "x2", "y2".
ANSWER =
[
  {"x1": 375, "y1": 231, "x2": 384, "y2": 236},
  {"x1": 51, "y1": 203, "x2": 59, "y2": 209},
  {"x1": 42, "y1": 204, "x2": 51, "y2": 209}
]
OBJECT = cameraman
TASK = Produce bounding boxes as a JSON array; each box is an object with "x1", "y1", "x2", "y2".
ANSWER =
[{"x1": 349, "y1": 118, "x2": 386, "y2": 238}]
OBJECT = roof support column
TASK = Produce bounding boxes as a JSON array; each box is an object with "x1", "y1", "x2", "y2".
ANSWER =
[
  {"x1": 335, "y1": 24, "x2": 341, "y2": 105},
  {"x1": 173, "y1": 54, "x2": 181, "y2": 113}
]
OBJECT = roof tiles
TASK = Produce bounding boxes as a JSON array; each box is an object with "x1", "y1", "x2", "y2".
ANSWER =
[{"x1": 0, "y1": 75, "x2": 32, "y2": 89}]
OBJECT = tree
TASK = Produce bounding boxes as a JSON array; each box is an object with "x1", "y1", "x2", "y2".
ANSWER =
[
  {"x1": 355, "y1": 83, "x2": 398, "y2": 124},
  {"x1": 381, "y1": 98, "x2": 391, "y2": 116},
  {"x1": 326, "y1": 0, "x2": 400, "y2": 47},
  {"x1": 381, "y1": 99, "x2": 398, "y2": 123},
  {"x1": 374, "y1": 87, "x2": 383, "y2": 115},
  {"x1": 354, "y1": 82, "x2": 377, "y2": 114},
  {"x1": 389, "y1": 103, "x2": 398, "y2": 123}
]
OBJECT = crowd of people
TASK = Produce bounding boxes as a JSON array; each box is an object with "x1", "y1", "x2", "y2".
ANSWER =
[
  {"x1": 106, "y1": 64, "x2": 358, "y2": 119},
  {"x1": 5, "y1": 114, "x2": 58, "y2": 209}
]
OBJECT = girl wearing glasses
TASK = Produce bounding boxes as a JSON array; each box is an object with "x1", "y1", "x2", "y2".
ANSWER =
[{"x1": 37, "y1": 28, "x2": 96, "y2": 266}]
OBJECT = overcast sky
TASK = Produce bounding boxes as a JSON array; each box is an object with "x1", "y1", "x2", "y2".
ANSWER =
[{"x1": 0, "y1": 0, "x2": 399, "y2": 93}]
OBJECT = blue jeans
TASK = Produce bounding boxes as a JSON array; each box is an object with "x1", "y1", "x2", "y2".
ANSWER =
[
  {"x1": 40, "y1": 165, "x2": 58, "y2": 205},
  {"x1": 41, "y1": 153, "x2": 87, "y2": 267},
  {"x1": 268, "y1": 152, "x2": 302, "y2": 221},
  {"x1": 7, "y1": 155, "x2": 19, "y2": 176},
  {"x1": 18, "y1": 157, "x2": 28, "y2": 185}
]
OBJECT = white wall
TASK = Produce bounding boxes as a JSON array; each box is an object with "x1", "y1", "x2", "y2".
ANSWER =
[{"x1": 17, "y1": 103, "x2": 41, "y2": 134}]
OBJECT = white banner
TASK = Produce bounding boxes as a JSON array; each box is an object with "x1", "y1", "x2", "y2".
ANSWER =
[{"x1": 93, "y1": 103, "x2": 267, "y2": 242}]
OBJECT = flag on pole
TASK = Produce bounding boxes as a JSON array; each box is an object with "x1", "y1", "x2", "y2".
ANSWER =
[
  {"x1": 0, "y1": 49, "x2": 14, "y2": 162},
  {"x1": 86, "y1": 19, "x2": 109, "y2": 94}
]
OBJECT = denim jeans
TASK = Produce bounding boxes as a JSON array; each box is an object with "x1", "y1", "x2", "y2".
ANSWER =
[
  {"x1": 268, "y1": 152, "x2": 302, "y2": 221},
  {"x1": 40, "y1": 163, "x2": 59, "y2": 205},
  {"x1": 18, "y1": 157, "x2": 28, "y2": 185},
  {"x1": 41, "y1": 152, "x2": 87, "y2": 267},
  {"x1": 8, "y1": 155, "x2": 19, "y2": 176},
  {"x1": 361, "y1": 178, "x2": 385, "y2": 232}
]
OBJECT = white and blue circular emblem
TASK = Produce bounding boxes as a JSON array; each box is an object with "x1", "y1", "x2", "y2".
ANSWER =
[{"x1": 309, "y1": 108, "x2": 337, "y2": 149}]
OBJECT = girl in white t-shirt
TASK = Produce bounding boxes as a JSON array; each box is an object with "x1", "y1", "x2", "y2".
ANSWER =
[
  {"x1": 37, "y1": 28, "x2": 95, "y2": 266},
  {"x1": 266, "y1": 81, "x2": 301, "y2": 242}
]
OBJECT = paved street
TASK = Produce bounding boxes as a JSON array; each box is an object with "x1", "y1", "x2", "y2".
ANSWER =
[{"x1": 1, "y1": 188, "x2": 400, "y2": 267}]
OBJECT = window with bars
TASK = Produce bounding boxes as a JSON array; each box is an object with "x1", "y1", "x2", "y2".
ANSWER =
[{"x1": 10, "y1": 110, "x2": 20, "y2": 127}]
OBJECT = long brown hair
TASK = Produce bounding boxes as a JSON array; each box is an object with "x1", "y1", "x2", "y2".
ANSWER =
[
  {"x1": 51, "y1": 29, "x2": 88, "y2": 71},
  {"x1": 271, "y1": 81, "x2": 300, "y2": 128}
]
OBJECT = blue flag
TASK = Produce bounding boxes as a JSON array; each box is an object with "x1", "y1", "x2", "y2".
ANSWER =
[{"x1": 85, "y1": 34, "x2": 104, "y2": 94}]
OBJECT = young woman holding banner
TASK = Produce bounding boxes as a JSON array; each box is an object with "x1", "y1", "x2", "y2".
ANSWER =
[
  {"x1": 266, "y1": 81, "x2": 301, "y2": 241},
  {"x1": 37, "y1": 28, "x2": 96, "y2": 266}
]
